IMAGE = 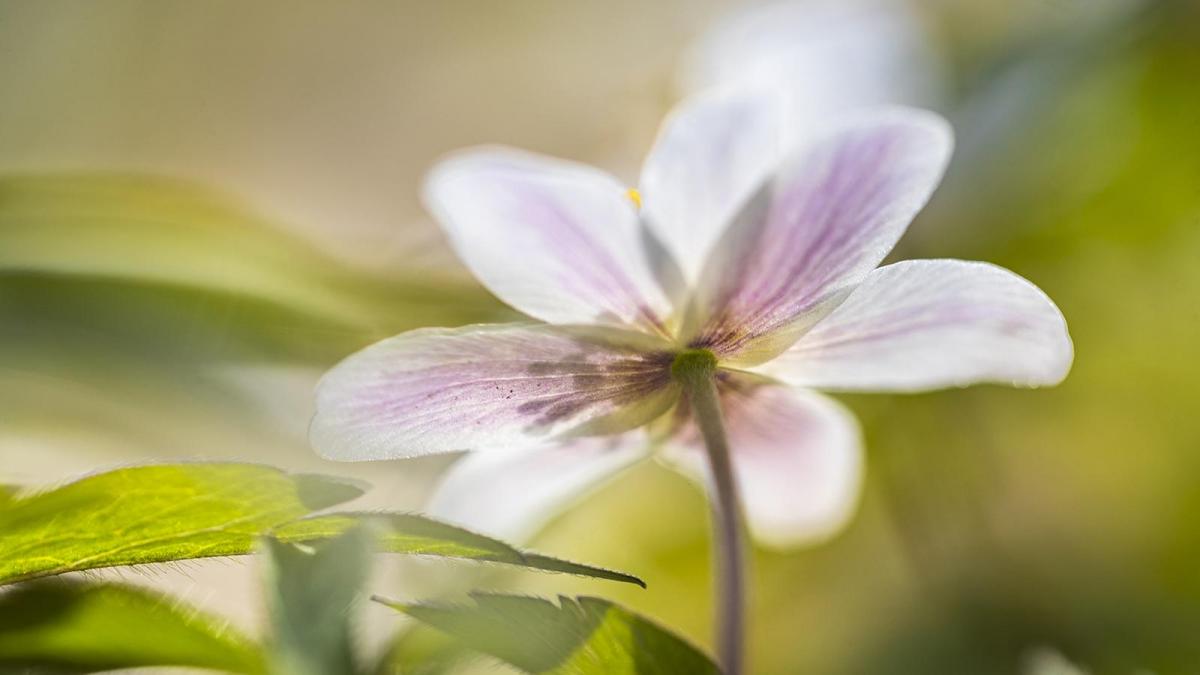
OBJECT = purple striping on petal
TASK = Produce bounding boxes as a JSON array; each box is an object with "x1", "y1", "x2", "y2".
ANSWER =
[
  {"x1": 700, "y1": 133, "x2": 902, "y2": 353},
  {"x1": 512, "y1": 180, "x2": 665, "y2": 331},
  {"x1": 519, "y1": 199, "x2": 626, "y2": 311},
  {"x1": 311, "y1": 324, "x2": 686, "y2": 460},
  {"x1": 752, "y1": 260, "x2": 1072, "y2": 392},
  {"x1": 349, "y1": 347, "x2": 673, "y2": 436},
  {"x1": 685, "y1": 113, "x2": 949, "y2": 362},
  {"x1": 794, "y1": 305, "x2": 1014, "y2": 351},
  {"x1": 425, "y1": 151, "x2": 673, "y2": 333}
]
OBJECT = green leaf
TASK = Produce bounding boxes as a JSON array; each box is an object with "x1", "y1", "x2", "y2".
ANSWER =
[
  {"x1": 0, "y1": 172, "x2": 510, "y2": 367},
  {"x1": 0, "y1": 580, "x2": 265, "y2": 674},
  {"x1": 371, "y1": 626, "x2": 472, "y2": 675},
  {"x1": 264, "y1": 527, "x2": 373, "y2": 675},
  {"x1": 0, "y1": 269, "x2": 373, "y2": 366},
  {"x1": 376, "y1": 593, "x2": 719, "y2": 675},
  {"x1": 0, "y1": 463, "x2": 363, "y2": 585},
  {"x1": 0, "y1": 172, "x2": 460, "y2": 319},
  {"x1": 274, "y1": 512, "x2": 645, "y2": 588}
]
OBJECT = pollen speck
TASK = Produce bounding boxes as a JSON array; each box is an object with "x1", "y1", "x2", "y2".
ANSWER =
[{"x1": 626, "y1": 188, "x2": 642, "y2": 209}]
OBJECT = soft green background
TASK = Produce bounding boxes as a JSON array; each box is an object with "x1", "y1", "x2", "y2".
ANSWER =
[{"x1": 2, "y1": 1, "x2": 1198, "y2": 673}]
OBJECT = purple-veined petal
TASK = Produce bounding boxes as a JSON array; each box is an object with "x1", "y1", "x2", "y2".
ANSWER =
[
  {"x1": 663, "y1": 378, "x2": 863, "y2": 548},
  {"x1": 751, "y1": 259, "x2": 1074, "y2": 391},
  {"x1": 424, "y1": 148, "x2": 672, "y2": 333},
  {"x1": 426, "y1": 433, "x2": 648, "y2": 542},
  {"x1": 686, "y1": 107, "x2": 953, "y2": 365},
  {"x1": 311, "y1": 324, "x2": 678, "y2": 461},
  {"x1": 639, "y1": 88, "x2": 786, "y2": 284}
]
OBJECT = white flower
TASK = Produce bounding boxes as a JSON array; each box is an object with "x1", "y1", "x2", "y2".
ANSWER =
[{"x1": 311, "y1": 90, "x2": 1072, "y2": 549}]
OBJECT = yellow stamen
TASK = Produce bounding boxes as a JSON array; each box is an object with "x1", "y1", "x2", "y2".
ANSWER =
[{"x1": 626, "y1": 188, "x2": 642, "y2": 209}]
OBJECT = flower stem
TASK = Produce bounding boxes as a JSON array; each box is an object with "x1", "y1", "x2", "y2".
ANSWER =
[{"x1": 673, "y1": 350, "x2": 746, "y2": 675}]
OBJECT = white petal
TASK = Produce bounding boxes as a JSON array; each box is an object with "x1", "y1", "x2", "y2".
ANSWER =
[
  {"x1": 664, "y1": 380, "x2": 863, "y2": 548},
  {"x1": 687, "y1": 107, "x2": 954, "y2": 365},
  {"x1": 639, "y1": 88, "x2": 786, "y2": 283},
  {"x1": 311, "y1": 324, "x2": 678, "y2": 461},
  {"x1": 426, "y1": 433, "x2": 647, "y2": 543},
  {"x1": 680, "y1": 0, "x2": 944, "y2": 142},
  {"x1": 754, "y1": 260, "x2": 1074, "y2": 391},
  {"x1": 424, "y1": 148, "x2": 672, "y2": 333}
]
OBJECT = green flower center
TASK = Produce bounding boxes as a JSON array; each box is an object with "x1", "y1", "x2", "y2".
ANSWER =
[{"x1": 671, "y1": 348, "x2": 718, "y2": 383}]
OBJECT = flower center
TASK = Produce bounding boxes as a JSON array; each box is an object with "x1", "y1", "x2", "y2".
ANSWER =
[{"x1": 671, "y1": 348, "x2": 718, "y2": 383}]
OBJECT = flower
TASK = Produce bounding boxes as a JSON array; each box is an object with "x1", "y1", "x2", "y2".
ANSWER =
[{"x1": 311, "y1": 89, "x2": 1072, "y2": 549}]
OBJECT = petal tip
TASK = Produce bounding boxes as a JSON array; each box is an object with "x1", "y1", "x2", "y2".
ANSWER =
[{"x1": 836, "y1": 104, "x2": 955, "y2": 170}]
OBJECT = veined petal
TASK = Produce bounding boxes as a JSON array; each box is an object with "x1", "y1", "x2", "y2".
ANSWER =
[
  {"x1": 639, "y1": 88, "x2": 785, "y2": 284},
  {"x1": 664, "y1": 378, "x2": 863, "y2": 548},
  {"x1": 426, "y1": 433, "x2": 648, "y2": 543},
  {"x1": 687, "y1": 107, "x2": 953, "y2": 365},
  {"x1": 424, "y1": 148, "x2": 672, "y2": 333},
  {"x1": 311, "y1": 324, "x2": 678, "y2": 461},
  {"x1": 752, "y1": 260, "x2": 1074, "y2": 391}
]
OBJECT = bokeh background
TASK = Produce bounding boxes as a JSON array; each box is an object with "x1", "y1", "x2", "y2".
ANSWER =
[{"x1": 2, "y1": 0, "x2": 1199, "y2": 673}]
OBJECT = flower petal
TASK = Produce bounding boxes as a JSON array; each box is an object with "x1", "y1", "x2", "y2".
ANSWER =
[
  {"x1": 311, "y1": 324, "x2": 678, "y2": 461},
  {"x1": 687, "y1": 107, "x2": 953, "y2": 365},
  {"x1": 424, "y1": 148, "x2": 673, "y2": 333},
  {"x1": 639, "y1": 88, "x2": 785, "y2": 284},
  {"x1": 426, "y1": 433, "x2": 647, "y2": 542},
  {"x1": 752, "y1": 260, "x2": 1074, "y2": 391},
  {"x1": 664, "y1": 379, "x2": 863, "y2": 548}
]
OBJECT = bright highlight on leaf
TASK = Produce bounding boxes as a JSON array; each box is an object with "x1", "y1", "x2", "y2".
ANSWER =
[
  {"x1": 0, "y1": 463, "x2": 363, "y2": 585},
  {"x1": 0, "y1": 463, "x2": 643, "y2": 588},
  {"x1": 376, "y1": 593, "x2": 720, "y2": 675}
]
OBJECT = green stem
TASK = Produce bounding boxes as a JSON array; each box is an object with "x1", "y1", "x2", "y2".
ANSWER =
[{"x1": 673, "y1": 350, "x2": 746, "y2": 675}]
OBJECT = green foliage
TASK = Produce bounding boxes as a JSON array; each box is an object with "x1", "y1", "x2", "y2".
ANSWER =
[
  {"x1": 379, "y1": 593, "x2": 719, "y2": 675},
  {"x1": 0, "y1": 463, "x2": 363, "y2": 585},
  {"x1": 264, "y1": 528, "x2": 373, "y2": 675},
  {"x1": 0, "y1": 172, "x2": 509, "y2": 367},
  {"x1": 371, "y1": 626, "x2": 472, "y2": 675},
  {"x1": 0, "y1": 463, "x2": 655, "y2": 674},
  {"x1": 0, "y1": 580, "x2": 265, "y2": 674},
  {"x1": 276, "y1": 513, "x2": 646, "y2": 587},
  {"x1": 0, "y1": 464, "x2": 643, "y2": 591}
]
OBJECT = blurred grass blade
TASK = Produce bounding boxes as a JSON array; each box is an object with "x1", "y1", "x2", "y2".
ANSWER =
[
  {"x1": 0, "y1": 269, "x2": 376, "y2": 366},
  {"x1": 0, "y1": 580, "x2": 265, "y2": 674},
  {"x1": 0, "y1": 172, "x2": 489, "y2": 321},
  {"x1": 376, "y1": 593, "x2": 718, "y2": 675},
  {"x1": 0, "y1": 172, "x2": 510, "y2": 367},
  {"x1": 264, "y1": 527, "x2": 372, "y2": 675},
  {"x1": 0, "y1": 463, "x2": 363, "y2": 585},
  {"x1": 274, "y1": 513, "x2": 645, "y2": 588}
]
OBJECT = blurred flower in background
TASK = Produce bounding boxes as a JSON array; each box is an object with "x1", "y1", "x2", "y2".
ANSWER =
[{"x1": 679, "y1": 0, "x2": 945, "y2": 134}]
